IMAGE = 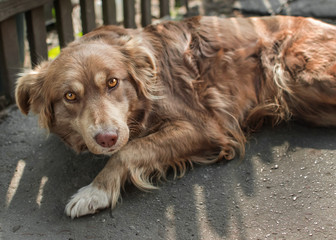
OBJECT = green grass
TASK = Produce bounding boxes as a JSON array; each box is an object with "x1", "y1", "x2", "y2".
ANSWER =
[{"x1": 48, "y1": 46, "x2": 60, "y2": 59}]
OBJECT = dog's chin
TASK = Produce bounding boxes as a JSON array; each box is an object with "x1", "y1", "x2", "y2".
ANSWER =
[
  {"x1": 85, "y1": 140, "x2": 127, "y2": 156},
  {"x1": 70, "y1": 142, "x2": 117, "y2": 155},
  {"x1": 85, "y1": 146, "x2": 115, "y2": 156},
  {"x1": 94, "y1": 148, "x2": 119, "y2": 156}
]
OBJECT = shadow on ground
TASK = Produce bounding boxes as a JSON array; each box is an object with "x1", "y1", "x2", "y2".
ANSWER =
[{"x1": 0, "y1": 106, "x2": 335, "y2": 239}]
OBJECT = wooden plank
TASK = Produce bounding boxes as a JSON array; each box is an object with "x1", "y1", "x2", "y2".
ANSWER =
[
  {"x1": 141, "y1": 0, "x2": 151, "y2": 27},
  {"x1": 0, "y1": 16, "x2": 21, "y2": 101},
  {"x1": 0, "y1": 0, "x2": 52, "y2": 22},
  {"x1": 123, "y1": 0, "x2": 136, "y2": 28},
  {"x1": 54, "y1": 0, "x2": 74, "y2": 48},
  {"x1": 25, "y1": 6, "x2": 48, "y2": 67},
  {"x1": 80, "y1": 0, "x2": 96, "y2": 34},
  {"x1": 185, "y1": 0, "x2": 190, "y2": 15},
  {"x1": 159, "y1": 0, "x2": 170, "y2": 18},
  {"x1": 102, "y1": 0, "x2": 117, "y2": 25}
]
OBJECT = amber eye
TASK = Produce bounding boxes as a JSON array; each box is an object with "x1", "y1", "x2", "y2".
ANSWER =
[
  {"x1": 107, "y1": 78, "x2": 119, "y2": 89},
  {"x1": 64, "y1": 92, "x2": 77, "y2": 101}
]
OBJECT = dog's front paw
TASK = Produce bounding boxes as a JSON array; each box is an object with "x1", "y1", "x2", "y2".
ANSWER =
[{"x1": 65, "y1": 183, "x2": 110, "y2": 219}]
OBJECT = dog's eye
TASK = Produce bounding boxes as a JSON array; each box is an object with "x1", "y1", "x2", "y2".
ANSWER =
[
  {"x1": 64, "y1": 92, "x2": 77, "y2": 102},
  {"x1": 107, "y1": 78, "x2": 119, "y2": 89}
]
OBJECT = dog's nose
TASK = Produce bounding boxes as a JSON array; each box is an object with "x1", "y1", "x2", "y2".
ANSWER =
[{"x1": 95, "y1": 132, "x2": 118, "y2": 148}]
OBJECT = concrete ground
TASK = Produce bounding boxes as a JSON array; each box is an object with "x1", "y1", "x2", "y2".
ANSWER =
[{"x1": 0, "y1": 105, "x2": 335, "y2": 240}]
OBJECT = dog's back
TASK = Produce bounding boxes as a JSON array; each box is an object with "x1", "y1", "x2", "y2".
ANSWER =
[{"x1": 143, "y1": 16, "x2": 336, "y2": 128}]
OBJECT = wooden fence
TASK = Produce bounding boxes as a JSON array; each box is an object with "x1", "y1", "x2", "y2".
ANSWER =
[{"x1": 0, "y1": 0, "x2": 182, "y2": 109}]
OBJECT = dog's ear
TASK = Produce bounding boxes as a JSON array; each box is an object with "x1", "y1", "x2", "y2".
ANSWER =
[
  {"x1": 15, "y1": 62, "x2": 53, "y2": 129},
  {"x1": 16, "y1": 70, "x2": 42, "y2": 115},
  {"x1": 121, "y1": 37, "x2": 160, "y2": 100}
]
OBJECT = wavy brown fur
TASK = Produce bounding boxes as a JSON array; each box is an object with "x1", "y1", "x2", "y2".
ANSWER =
[{"x1": 15, "y1": 16, "x2": 336, "y2": 218}]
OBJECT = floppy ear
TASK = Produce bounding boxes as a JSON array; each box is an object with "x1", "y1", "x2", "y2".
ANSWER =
[
  {"x1": 121, "y1": 37, "x2": 161, "y2": 100},
  {"x1": 15, "y1": 62, "x2": 53, "y2": 129},
  {"x1": 16, "y1": 70, "x2": 42, "y2": 115}
]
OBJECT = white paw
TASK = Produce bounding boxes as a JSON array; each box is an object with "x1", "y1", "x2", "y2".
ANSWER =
[{"x1": 65, "y1": 183, "x2": 110, "y2": 219}]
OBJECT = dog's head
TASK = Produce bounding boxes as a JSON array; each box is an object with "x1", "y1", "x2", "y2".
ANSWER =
[{"x1": 15, "y1": 27, "x2": 157, "y2": 155}]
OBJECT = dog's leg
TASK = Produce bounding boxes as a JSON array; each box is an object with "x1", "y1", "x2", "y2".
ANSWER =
[
  {"x1": 264, "y1": 29, "x2": 336, "y2": 127},
  {"x1": 65, "y1": 120, "x2": 215, "y2": 218},
  {"x1": 282, "y1": 59, "x2": 336, "y2": 126},
  {"x1": 65, "y1": 158, "x2": 127, "y2": 218}
]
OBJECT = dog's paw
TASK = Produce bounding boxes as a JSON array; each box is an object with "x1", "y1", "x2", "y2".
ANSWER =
[{"x1": 65, "y1": 183, "x2": 110, "y2": 219}]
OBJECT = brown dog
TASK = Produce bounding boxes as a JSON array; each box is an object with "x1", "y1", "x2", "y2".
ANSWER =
[{"x1": 15, "y1": 16, "x2": 336, "y2": 218}]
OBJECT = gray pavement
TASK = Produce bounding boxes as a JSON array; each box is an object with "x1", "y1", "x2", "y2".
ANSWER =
[{"x1": 0, "y1": 105, "x2": 336, "y2": 239}]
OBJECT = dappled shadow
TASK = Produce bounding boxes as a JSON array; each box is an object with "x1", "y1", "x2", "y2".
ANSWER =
[{"x1": 1, "y1": 109, "x2": 336, "y2": 239}]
